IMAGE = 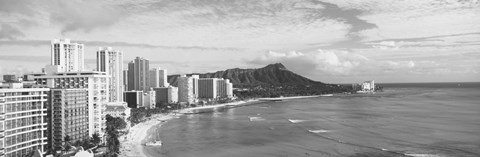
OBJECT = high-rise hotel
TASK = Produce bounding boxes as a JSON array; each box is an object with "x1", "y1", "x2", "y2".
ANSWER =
[
  {"x1": 32, "y1": 39, "x2": 110, "y2": 142},
  {"x1": 127, "y1": 57, "x2": 150, "y2": 92},
  {"x1": 149, "y1": 67, "x2": 169, "y2": 88},
  {"x1": 49, "y1": 89, "x2": 89, "y2": 151},
  {"x1": 51, "y1": 39, "x2": 84, "y2": 72},
  {"x1": 97, "y1": 47, "x2": 124, "y2": 102},
  {"x1": 178, "y1": 75, "x2": 197, "y2": 104},
  {"x1": 33, "y1": 71, "x2": 109, "y2": 140},
  {"x1": 0, "y1": 84, "x2": 49, "y2": 157}
]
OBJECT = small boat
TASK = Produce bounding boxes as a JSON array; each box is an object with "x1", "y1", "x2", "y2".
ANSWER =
[{"x1": 145, "y1": 141, "x2": 162, "y2": 146}]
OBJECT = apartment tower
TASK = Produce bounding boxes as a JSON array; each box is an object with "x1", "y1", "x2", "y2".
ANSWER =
[
  {"x1": 127, "y1": 57, "x2": 149, "y2": 92},
  {"x1": 97, "y1": 47, "x2": 124, "y2": 102},
  {"x1": 51, "y1": 39, "x2": 84, "y2": 72}
]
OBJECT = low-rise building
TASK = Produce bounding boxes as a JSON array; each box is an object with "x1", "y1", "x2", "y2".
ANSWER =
[
  {"x1": 143, "y1": 90, "x2": 156, "y2": 109},
  {"x1": 105, "y1": 103, "x2": 130, "y2": 119},
  {"x1": 124, "y1": 91, "x2": 143, "y2": 108},
  {"x1": 154, "y1": 86, "x2": 178, "y2": 107}
]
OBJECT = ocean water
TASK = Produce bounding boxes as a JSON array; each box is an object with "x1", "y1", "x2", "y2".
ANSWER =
[{"x1": 143, "y1": 83, "x2": 480, "y2": 157}]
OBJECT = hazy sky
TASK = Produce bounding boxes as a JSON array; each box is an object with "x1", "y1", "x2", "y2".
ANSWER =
[{"x1": 0, "y1": 0, "x2": 479, "y2": 83}]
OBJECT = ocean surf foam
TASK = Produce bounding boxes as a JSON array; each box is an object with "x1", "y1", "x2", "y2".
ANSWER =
[
  {"x1": 287, "y1": 119, "x2": 307, "y2": 123},
  {"x1": 249, "y1": 116, "x2": 265, "y2": 121},
  {"x1": 404, "y1": 153, "x2": 445, "y2": 157},
  {"x1": 308, "y1": 129, "x2": 331, "y2": 133}
]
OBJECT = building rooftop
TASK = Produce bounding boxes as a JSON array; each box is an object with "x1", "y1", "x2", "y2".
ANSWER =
[{"x1": 105, "y1": 105, "x2": 127, "y2": 111}]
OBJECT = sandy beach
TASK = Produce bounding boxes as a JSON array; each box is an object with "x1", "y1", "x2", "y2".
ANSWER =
[
  {"x1": 119, "y1": 113, "x2": 178, "y2": 157},
  {"x1": 119, "y1": 100, "x2": 256, "y2": 157}
]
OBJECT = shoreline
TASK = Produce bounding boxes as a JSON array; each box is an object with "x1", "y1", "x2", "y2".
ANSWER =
[
  {"x1": 257, "y1": 94, "x2": 332, "y2": 101},
  {"x1": 119, "y1": 99, "x2": 255, "y2": 157},
  {"x1": 119, "y1": 95, "x2": 324, "y2": 156},
  {"x1": 119, "y1": 113, "x2": 178, "y2": 157}
]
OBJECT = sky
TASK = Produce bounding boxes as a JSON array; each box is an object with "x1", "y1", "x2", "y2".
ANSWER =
[{"x1": 0, "y1": 0, "x2": 479, "y2": 83}]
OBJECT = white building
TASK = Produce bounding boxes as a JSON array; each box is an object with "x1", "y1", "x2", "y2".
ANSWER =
[
  {"x1": 149, "y1": 68, "x2": 169, "y2": 88},
  {"x1": 0, "y1": 87, "x2": 49, "y2": 156},
  {"x1": 216, "y1": 78, "x2": 233, "y2": 98},
  {"x1": 105, "y1": 103, "x2": 131, "y2": 119},
  {"x1": 144, "y1": 90, "x2": 156, "y2": 109},
  {"x1": 178, "y1": 75, "x2": 196, "y2": 104},
  {"x1": 97, "y1": 47, "x2": 124, "y2": 102},
  {"x1": 51, "y1": 39, "x2": 84, "y2": 72},
  {"x1": 33, "y1": 71, "x2": 109, "y2": 138},
  {"x1": 361, "y1": 80, "x2": 375, "y2": 91}
]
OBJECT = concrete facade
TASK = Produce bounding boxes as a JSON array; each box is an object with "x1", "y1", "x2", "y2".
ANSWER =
[
  {"x1": 198, "y1": 78, "x2": 217, "y2": 98},
  {"x1": 0, "y1": 88, "x2": 49, "y2": 157},
  {"x1": 97, "y1": 47, "x2": 124, "y2": 102},
  {"x1": 49, "y1": 89, "x2": 89, "y2": 151},
  {"x1": 51, "y1": 39, "x2": 84, "y2": 72},
  {"x1": 127, "y1": 57, "x2": 149, "y2": 92},
  {"x1": 33, "y1": 72, "x2": 109, "y2": 138}
]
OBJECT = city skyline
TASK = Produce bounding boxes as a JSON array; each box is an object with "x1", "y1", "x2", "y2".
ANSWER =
[{"x1": 0, "y1": 0, "x2": 479, "y2": 83}]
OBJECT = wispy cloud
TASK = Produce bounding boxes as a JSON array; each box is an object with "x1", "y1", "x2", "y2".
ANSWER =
[
  {"x1": 0, "y1": 24, "x2": 24, "y2": 40},
  {"x1": 0, "y1": 39, "x2": 243, "y2": 51}
]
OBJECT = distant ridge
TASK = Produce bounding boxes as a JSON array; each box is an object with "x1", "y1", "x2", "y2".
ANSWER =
[{"x1": 168, "y1": 63, "x2": 325, "y2": 87}]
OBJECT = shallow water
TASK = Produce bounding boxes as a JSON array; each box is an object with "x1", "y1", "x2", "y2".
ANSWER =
[{"x1": 143, "y1": 85, "x2": 480, "y2": 157}]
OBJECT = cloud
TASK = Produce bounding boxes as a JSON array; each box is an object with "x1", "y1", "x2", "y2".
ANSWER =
[
  {"x1": 48, "y1": 0, "x2": 126, "y2": 34},
  {"x1": 0, "y1": 24, "x2": 25, "y2": 40},
  {"x1": 0, "y1": 39, "x2": 242, "y2": 51},
  {"x1": 248, "y1": 49, "x2": 415, "y2": 77},
  {"x1": 0, "y1": 0, "x2": 36, "y2": 15}
]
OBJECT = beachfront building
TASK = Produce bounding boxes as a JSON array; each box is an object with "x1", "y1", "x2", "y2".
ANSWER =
[
  {"x1": 97, "y1": 47, "x2": 124, "y2": 102},
  {"x1": 216, "y1": 78, "x2": 233, "y2": 98},
  {"x1": 361, "y1": 80, "x2": 375, "y2": 91},
  {"x1": 127, "y1": 57, "x2": 150, "y2": 92},
  {"x1": 51, "y1": 39, "x2": 84, "y2": 72},
  {"x1": 154, "y1": 86, "x2": 178, "y2": 107},
  {"x1": 178, "y1": 75, "x2": 197, "y2": 104},
  {"x1": 227, "y1": 81, "x2": 233, "y2": 98},
  {"x1": 49, "y1": 89, "x2": 89, "y2": 151},
  {"x1": 143, "y1": 90, "x2": 156, "y2": 109},
  {"x1": 105, "y1": 104, "x2": 130, "y2": 119},
  {"x1": 192, "y1": 75, "x2": 199, "y2": 99},
  {"x1": 149, "y1": 68, "x2": 169, "y2": 89},
  {"x1": 123, "y1": 91, "x2": 143, "y2": 108},
  {"x1": 198, "y1": 78, "x2": 217, "y2": 99},
  {"x1": 0, "y1": 86, "x2": 49, "y2": 156},
  {"x1": 32, "y1": 71, "x2": 109, "y2": 138}
]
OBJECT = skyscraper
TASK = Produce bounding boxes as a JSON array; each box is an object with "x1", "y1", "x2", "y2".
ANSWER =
[
  {"x1": 178, "y1": 75, "x2": 196, "y2": 104},
  {"x1": 149, "y1": 67, "x2": 169, "y2": 88},
  {"x1": 123, "y1": 70, "x2": 128, "y2": 91},
  {"x1": 192, "y1": 75, "x2": 199, "y2": 99},
  {"x1": 51, "y1": 39, "x2": 84, "y2": 72},
  {"x1": 97, "y1": 47, "x2": 124, "y2": 102},
  {"x1": 127, "y1": 57, "x2": 149, "y2": 91},
  {"x1": 198, "y1": 78, "x2": 218, "y2": 98},
  {"x1": 216, "y1": 78, "x2": 233, "y2": 98}
]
